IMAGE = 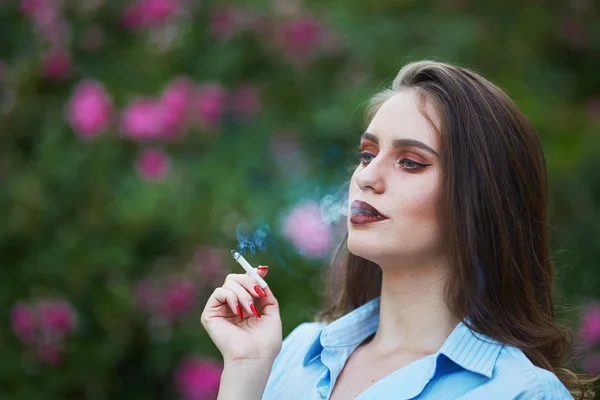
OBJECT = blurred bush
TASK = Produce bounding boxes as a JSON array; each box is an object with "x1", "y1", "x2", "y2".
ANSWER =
[{"x1": 0, "y1": 0, "x2": 598, "y2": 398}]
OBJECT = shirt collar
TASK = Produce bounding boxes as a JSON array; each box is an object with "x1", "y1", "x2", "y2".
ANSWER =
[
  {"x1": 436, "y1": 318, "x2": 503, "y2": 378},
  {"x1": 303, "y1": 296, "x2": 380, "y2": 366},
  {"x1": 303, "y1": 296, "x2": 503, "y2": 378}
]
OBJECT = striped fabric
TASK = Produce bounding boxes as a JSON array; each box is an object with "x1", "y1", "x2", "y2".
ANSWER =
[{"x1": 263, "y1": 297, "x2": 572, "y2": 399}]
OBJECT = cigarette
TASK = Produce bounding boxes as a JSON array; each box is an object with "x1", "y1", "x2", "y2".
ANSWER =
[{"x1": 231, "y1": 250, "x2": 268, "y2": 289}]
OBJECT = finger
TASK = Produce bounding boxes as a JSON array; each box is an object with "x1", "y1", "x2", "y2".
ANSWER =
[
  {"x1": 229, "y1": 264, "x2": 268, "y2": 281},
  {"x1": 205, "y1": 287, "x2": 239, "y2": 318},
  {"x1": 225, "y1": 273, "x2": 268, "y2": 299},
  {"x1": 238, "y1": 269, "x2": 277, "y2": 315},
  {"x1": 223, "y1": 280, "x2": 261, "y2": 318},
  {"x1": 242, "y1": 266, "x2": 268, "y2": 282},
  {"x1": 255, "y1": 284, "x2": 278, "y2": 316}
]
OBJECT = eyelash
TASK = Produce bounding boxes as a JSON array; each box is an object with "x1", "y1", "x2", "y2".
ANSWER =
[{"x1": 358, "y1": 151, "x2": 431, "y2": 170}]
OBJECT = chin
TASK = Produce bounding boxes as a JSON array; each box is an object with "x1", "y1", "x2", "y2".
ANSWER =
[{"x1": 346, "y1": 232, "x2": 387, "y2": 264}]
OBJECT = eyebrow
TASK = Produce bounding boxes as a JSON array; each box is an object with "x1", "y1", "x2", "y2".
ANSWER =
[{"x1": 361, "y1": 132, "x2": 440, "y2": 158}]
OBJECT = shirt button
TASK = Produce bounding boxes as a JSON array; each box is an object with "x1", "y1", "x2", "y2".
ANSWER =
[{"x1": 318, "y1": 386, "x2": 328, "y2": 397}]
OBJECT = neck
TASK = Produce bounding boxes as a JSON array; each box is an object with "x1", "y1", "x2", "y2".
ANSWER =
[{"x1": 366, "y1": 259, "x2": 459, "y2": 357}]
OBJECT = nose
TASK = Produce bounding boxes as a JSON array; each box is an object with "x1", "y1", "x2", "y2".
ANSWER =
[{"x1": 354, "y1": 159, "x2": 386, "y2": 194}]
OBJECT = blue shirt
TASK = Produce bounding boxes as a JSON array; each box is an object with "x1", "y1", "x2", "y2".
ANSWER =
[{"x1": 263, "y1": 296, "x2": 572, "y2": 399}]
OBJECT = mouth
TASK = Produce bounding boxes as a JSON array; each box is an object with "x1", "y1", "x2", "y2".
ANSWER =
[{"x1": 350, "y1": 200, "x2": 387, "y2": 219}]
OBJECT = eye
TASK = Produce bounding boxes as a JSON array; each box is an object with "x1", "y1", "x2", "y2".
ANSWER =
[
  {"x1": 399, "y1": 158, "x2": 431, "y2": 170},
  {"x1": 359, "y1": 151, "x2": 376, "y2": 165}
]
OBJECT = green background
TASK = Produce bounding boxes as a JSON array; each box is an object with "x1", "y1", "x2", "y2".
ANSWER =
[{"x1": 0, "y1": 0, "x2": 598, "y2": 398}]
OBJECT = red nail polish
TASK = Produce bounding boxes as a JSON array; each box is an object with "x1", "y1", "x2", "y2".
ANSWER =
[
  {"x1": 250, "y1": 303, "x2": 261, "y2": 318},
  {"x1": 236, "y1": 303, "x2": 244, "y2": 320},
  {"x1": 257, "y1": 266, "x2": 269, "y2": 271},
  {"x1": 254, "y1": 284, "x2": 267, "y2": 298}
]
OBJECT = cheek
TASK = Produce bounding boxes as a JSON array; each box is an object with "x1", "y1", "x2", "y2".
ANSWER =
[
  {"x1": 389, "y1": 184, "x2": 441, "y2": 254},
  {"x1": 390, "y1": 181, "x2": 438, "y2": 222}
]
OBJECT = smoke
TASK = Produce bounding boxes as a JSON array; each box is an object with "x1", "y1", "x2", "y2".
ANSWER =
[
  {"x1": 235, "y1": 221, "x2": 303, "y2": 277},
  {"x1": 232, "y1": 180, "x2": 349, "y2": 276},
  {"x1": 318, "y1": 181, "x2": 349, "y2": 226},
  {"x1": 235, "y1": 222, "x2": 270, "y2": 255}
]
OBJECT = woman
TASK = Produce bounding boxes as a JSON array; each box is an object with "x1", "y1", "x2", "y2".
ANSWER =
[{"x1": 200, "y1": 61, "x2": 596, "y2": 399}]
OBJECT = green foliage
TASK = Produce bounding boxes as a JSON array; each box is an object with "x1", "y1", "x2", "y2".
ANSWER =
[{"x1": 0, "y1": 0, "x2": 598, "y2": 397}]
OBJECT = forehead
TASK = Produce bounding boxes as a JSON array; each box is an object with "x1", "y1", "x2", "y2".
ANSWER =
[{"x1": 366, "y1": 90, "x2": 440, "y2": 150}]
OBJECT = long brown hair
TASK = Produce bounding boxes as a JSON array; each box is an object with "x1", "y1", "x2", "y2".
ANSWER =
[{"x1": 315, "y1": 61, "x2": 597, "y2": 399}]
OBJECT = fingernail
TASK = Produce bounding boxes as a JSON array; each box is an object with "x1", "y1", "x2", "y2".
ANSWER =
[
  {"x1": 236, "y1": 303, "x2": 244, "y2": 320},
  {"x1": 257, "y1": 265, "x2": 269, "y2": 271},
  {"x1": 250, "y1": 303, "x2": 261, "y2": 318},
  {"x1": 254, "y1": 284, "x2": 267, "y2": 298}
]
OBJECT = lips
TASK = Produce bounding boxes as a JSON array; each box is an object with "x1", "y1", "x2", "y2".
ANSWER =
[
  {"x1": 349, "y1": 200, "x2": 388, "y2": 225},
  {"x1": 350, "y1": 200, "x2": 387, "y2": 218}
]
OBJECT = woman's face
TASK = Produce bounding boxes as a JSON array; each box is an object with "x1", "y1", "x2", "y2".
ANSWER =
[{"x1": 347, "y1": 90, "x2": 443, "y2": 268}]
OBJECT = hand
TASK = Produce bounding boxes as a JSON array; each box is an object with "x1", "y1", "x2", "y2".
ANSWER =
[{"x1": 200, "y1": 266, "x2": 282, "y2": 365}]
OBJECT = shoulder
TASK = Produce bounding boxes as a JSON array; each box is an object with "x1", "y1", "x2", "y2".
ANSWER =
[
  {"x1": 269, "y1": 321, "x2": 326, "y2": 373},
  {"x1": 277, "y1": 321, "x2": 326, "y2": 360},
  {"x1": 263, "y1": 322, "x2": 326, "y2": 399},
  {"x1": 487, "y1": 346, "x2": 572, "y2": 399}
]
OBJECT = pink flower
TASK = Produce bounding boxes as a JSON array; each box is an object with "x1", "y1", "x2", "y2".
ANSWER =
[
  {"x1": 193, "y1": 246, "x2": 227, "y2": 286},
  {"x1": 36, "y1": 344, "x2": 62, "y2": 365},
  {"x1": 284, "y1": 16, "x2": 321, "y2": 48},
  {"x1": 580, "y1": 303, "x2": 600, "y2": 345},
  {"x1": 121, "y1": 0, "x2": 181, "y2": 29},
  {"x1": 282, "y1": 200, "x2": 334, "y2": 258},
  {"x1": 136, "y1": 279, "x2": 162, "y2": 314},
  {"x1": 135, "y1": 275, "x2": 195, "y2": 320},
  {"x1": 42, "y1": 18, "x2": 71, "y2": 49},
  {"x1": 279, "y1": 16, "x2": 323, "y2": 65},
  {"x1": 21, "y1": 0, "x2": 70, "y2": 47},
  {"x1": 175, "y1": 357, "x2": 222, "y2": 400},
  {"x1": 139, "y1": 0, "x2": 181, "y2": 24},
  {"x1": 135, "y1": 147, "x2": 171, "y2": 181},
  {"x1": 20, "y1": 0, "x2": 62, "y2": 27},
  {"x1": 21, "y1": 0, "x2": 45, "y2": 17},
  {"x1": 163, "y1": 278, "x2": 196, "y2": 320},
  {"x1": 38, "y1": 300, "x2": 76, "y2": 335},
  {"x1": 67, "y1": 80, "x2": 113, "y2": 139},
  {"x1": 194, "y1": 83, "x2": 227, "y2": 130},
  {"x1": 121, "y1": 98, "x2": 164, "y2": 140},
  {"x1": 231, "y1": 84, "x2": 261, "y2": 120},
  {"x1": 11, "y1": 298, "x2": 76, "y2": 365},
  {"x1": 209, "y1": 7, "x2": 244, "y2": 41},
  {"x1": 159, "y1": 77, "x2": 194, "y2": 137},
  {"x1": 11, "y1": 303, "x2": 36, "y2": 344},
  {"x1": 42, "y1": 49, "x2": 71, "y2": 80},
  {"x1": 121, "y1": 3, "x2": 144, "y2": 28}
]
